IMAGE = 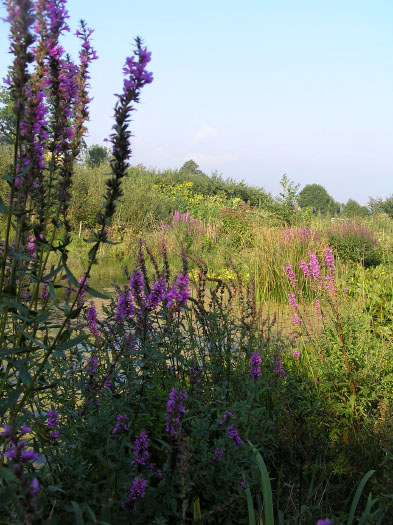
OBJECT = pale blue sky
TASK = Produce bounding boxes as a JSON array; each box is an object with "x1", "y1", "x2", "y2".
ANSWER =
[{"x1": 1, "y1": 0, "x2": 392, "y2": 204}]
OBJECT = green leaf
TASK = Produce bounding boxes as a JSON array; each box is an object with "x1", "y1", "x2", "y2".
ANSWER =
[
  {"x1": 193, "y1": 498, "x2": 202, "y2": 520},
  {"x1": 347, "y1": 470, "x2": 375, "y2": 525},
  {"x1": 85, "y1": 505, "x2": 97, "y2": 523},
  {"x1": 57, "y1": 334, "x2": 87, "y2": 351},
  {"x1": 33, "y1": 310, "x2": 51, "y2": 324},
  {"x1": 86, "y1": 286, "x2": 109, "y2": 300},
  {"x1": 48, "y1": 281, "x2": 57, "y2": 302},
  {"x1": 0, "y1": 466, "x2": 17, "y2": 482},
  {"x1": 71, "y1": 501, "x2": 84, "y2": 525},
  {"x1": 87, "y1": 244, "x2": 99, "y2": 264},
  {"x1": 1, "y1": 347, "x2": 36, "y2": 357},
  {"x1": 62, "y1": 259, "x2": 80, "y2": 288},
  {"x1": 249, "y1": 442, "x2": 274, "y2": 525},
  {"x1": 20, "y1": 331, "x2": 48, "y2": 350},
  {"x1": 0, "y1": 196, "x2": 8, "y2": 214},
  {"x1": 16, "y1": 360, "x2": 32, "y2": 386},
  {"x1": 66, "y1": 306, "x2": 83, "y2": 320},
  {"x1": 0, "y1": 388, "x2": 22, "y2": 415},
  {"x1": 42, "y1": 265, "x2": 63, "y2": 282},
  {"x1": 245, "y1": 487, "x2": 256, "y2": 525},
  {"x1": 0, "y1": 300, "x2": 28, "y2": 315}
]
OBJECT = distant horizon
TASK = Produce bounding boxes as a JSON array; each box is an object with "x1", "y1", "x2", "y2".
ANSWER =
[{"x1": 0, "y1": 0, "x2": 392, "y2": 205}]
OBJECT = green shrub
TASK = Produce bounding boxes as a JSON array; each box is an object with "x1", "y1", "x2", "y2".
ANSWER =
[{"x1": 327, "y1": 221, "x2": 382, "y2": 267}]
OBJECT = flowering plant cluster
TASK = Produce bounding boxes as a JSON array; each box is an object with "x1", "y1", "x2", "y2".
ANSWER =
[{"x1": 0, "y1": 1, "x2": 391, "y2": 523}]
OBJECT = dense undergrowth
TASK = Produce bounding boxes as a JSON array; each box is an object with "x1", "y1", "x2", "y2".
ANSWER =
[{"x1": 1, "y1": 1, "x2": 393, "y2": 524}]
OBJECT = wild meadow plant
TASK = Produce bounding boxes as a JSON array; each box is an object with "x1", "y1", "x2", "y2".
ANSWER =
[
  {"x1": 285, "y1": 249, "x2": 393, "y2": 502},
  {"x1": 0, "y1": 1, "x2": 392, "y2": 523},
  {"x1": 0, "y1": 0, "x2": 153, "y2": 520}
]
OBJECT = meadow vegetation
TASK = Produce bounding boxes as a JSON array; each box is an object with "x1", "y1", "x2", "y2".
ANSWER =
[{"x1": 1, "y1": 1, "x2": 393, "y2": 524}]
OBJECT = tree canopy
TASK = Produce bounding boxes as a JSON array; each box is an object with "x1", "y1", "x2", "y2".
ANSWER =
[
  {"x1": 298, "y1": 184, "x2": 338, "y2": 214},
  {"x1": 342, "y1": 199, "x2": 369, "y2": 217}
]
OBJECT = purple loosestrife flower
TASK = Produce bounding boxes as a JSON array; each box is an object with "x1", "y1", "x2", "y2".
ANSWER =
[
  {"x1": 227, "y1": 425, "x2": 243, "y2": 447},
  {"x1": 293, "y1": 350, "x2": 300, "y2": 359},
  {"x1": 219, "y1": 410, "x2": 234, "y2": 425},
  {"x1": 189, "y1": 358, "x2": 203, "y2": 384},
  {"x1": 146, "y1": 277, "x2": 166, "y2": 309},
  {"x1": 102, "y1": 38, "x2": 152, "y2": 236},
  {"x1": 166, "y1": 387, "x2": 187, "y2": 437},
  {"x1": 133, "y1": 431, "x2": 150, "y2": 467},
  {"x1": 122, "y1": 46, "x2": 153, "y2": 91},
  {"x1": 317, "y1": 520, "x2": 331, "y2": 525},
  {"x1": 214, "y1": 447, "x2": 224, "y2": 461},
  {"x1": 314, "y1": 299, "x2": 321, "y2": 312},
  {"x1": 112, "y1": 414, "x2": 129, "y2": 435},
  {"x1": 103, "y1": 374, "x2": 113, "y2": 388},
  {"x1": 64, "y1": 276, "x2": 75, "y2": 301},
  {"x1": 86, "y1": 303, "x2": 99, "y2": 336},
  {"x1": 72, "y1": 21, "x2": 98, "y2": 156},
  {"x1": 1, "y1": 423, "x2": 40, "y2": 519},
  {"x1": 285, "y1": 264, "x2": 297, "y2": 285},
  {"x1": 250, "y1": 352, "x2": 261, "y2": 378},
  {"x1": 85, "y1": 357, "x2": 98, "y2": 375},
  {"x1": 47, "y1": 410, "x2": 60, "y2": 439},
  {"x1": 30, "y1": 478, "x2": 39, "y2": 496},
  {"x1": 166, "y1": 273, "x2": 190, "y2": 309},
  {"x1": 325, "y1": 275, "x2": 335, "y2": 294},
  {"x1": 308, "y1": 252, "x2": 320, "y2": 280},
  {"x1": 287, "y1": 292, "x2": 298, "y2": 310},
  {"x1": 324, "y1": 247, "x2": 335, "y2": 274},
  {"x1": 78, "y1": 276, "x2": 88, "y2": 301},
  {"x1": 273, "y1": 358, "x2": 287, "y2": 378},
  {"x1": 115, "y1": 291, "x2": 134, "y2": 324},
  {"x1": 300, "y1": 260, "x2": 311, "y2": 278},
  {"x1": 121, "y1": 477, "x2": 147, "y2": 511},
  {"x1": 40, "y1": 282, "x2": 49, "y2": 300},
  {"x1": 129, "y1": 269, "x2": 146, "y2": 307}
]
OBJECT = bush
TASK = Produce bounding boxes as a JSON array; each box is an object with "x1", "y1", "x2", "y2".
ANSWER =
[{"x1": 326, "y1": 221, "x2": 382, "y2": 267}]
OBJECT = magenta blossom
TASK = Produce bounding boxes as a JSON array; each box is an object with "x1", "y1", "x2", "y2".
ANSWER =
[{"x1": 250, "y1": 352, "x2": 261, "y2": 378}]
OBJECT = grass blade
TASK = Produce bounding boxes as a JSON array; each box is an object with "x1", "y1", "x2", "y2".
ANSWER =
[
  {"x1": 246, "y1": 487, "x2": 256, "y2": 525},
  {"x1": 347, "y1": 469, "x2": 375, "y2": 525},
  {"x1": 250, "y1": 442, "x2": 275, "y2": 525}
]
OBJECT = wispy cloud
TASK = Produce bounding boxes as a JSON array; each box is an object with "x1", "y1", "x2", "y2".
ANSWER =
[{"x1": 192, "y1": 125, "x2": 219, "y2": 144}]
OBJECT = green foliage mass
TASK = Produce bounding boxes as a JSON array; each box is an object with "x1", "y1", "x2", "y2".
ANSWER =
[
  {"x1": 0, "y1": 86, "x2": 15, "y2": 143},
  {"x1": 86, "y1": 143, "x2": 110, "y2": 167},
  {"x1": 298, "y1": 183, "x2": 339, "y2": 215},
  {"x1": 327, "y1": 221, "x2": 382, "y2": 267},
  {"x1": 342, "y1": 199, "x2": 369, "y2": 218},
  {"x1": 369, "y1": 195, "x2": 393, "y2": 219}
]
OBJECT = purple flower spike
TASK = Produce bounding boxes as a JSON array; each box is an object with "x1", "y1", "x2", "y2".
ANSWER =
[
  {"x1": 219, "y1": 410, "x2": 234, "y2": 425},
  {"x1": 133, "y1": 431, "x2": 150, "y2": 466},
  {"x1": 30, "y1": 478, "x2": 40, "y2": 496},
  {"x1": 166, "y1": 387, "x2": 187, "y2": 437},
  {"x1": 324, "y1": 247, "x2": 335, "y2": 273},
  {"x1": 121, "y1": 476, "x2": 147, "y2": 511},
  {"x1": 308, "y1": 252, "x2": 320, "y2": 280},
  {"x1": 189, "y1": 358, "x2": 203, "y2": 384},
  {"x1": 227, "y1": 425, "x2": 243, "y2": 447},
  {"x1": 112, "y1": 414, "x2": 129, "y2": 435},
  {"x1": 166, "y1": 273, "x2": 190, "y2": 310},
  {"x1": 214, "y1": 447, "x2": 224, "y2": 461},
  {"x1": 288, "y1": 292, "x2": 298, "y2": 310},
  {"x1": 146, "y1": 277, "x2": 166, "y2": 308},
  {"x1": 250, "y1": 352, "x2": 261, "y2": 378},
  {"x1": 87, "y1": 304, "x2": 99, "y2": 336},
  {"x1": 285, "y1": 264, "x2": 297, "y2": 285}
]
